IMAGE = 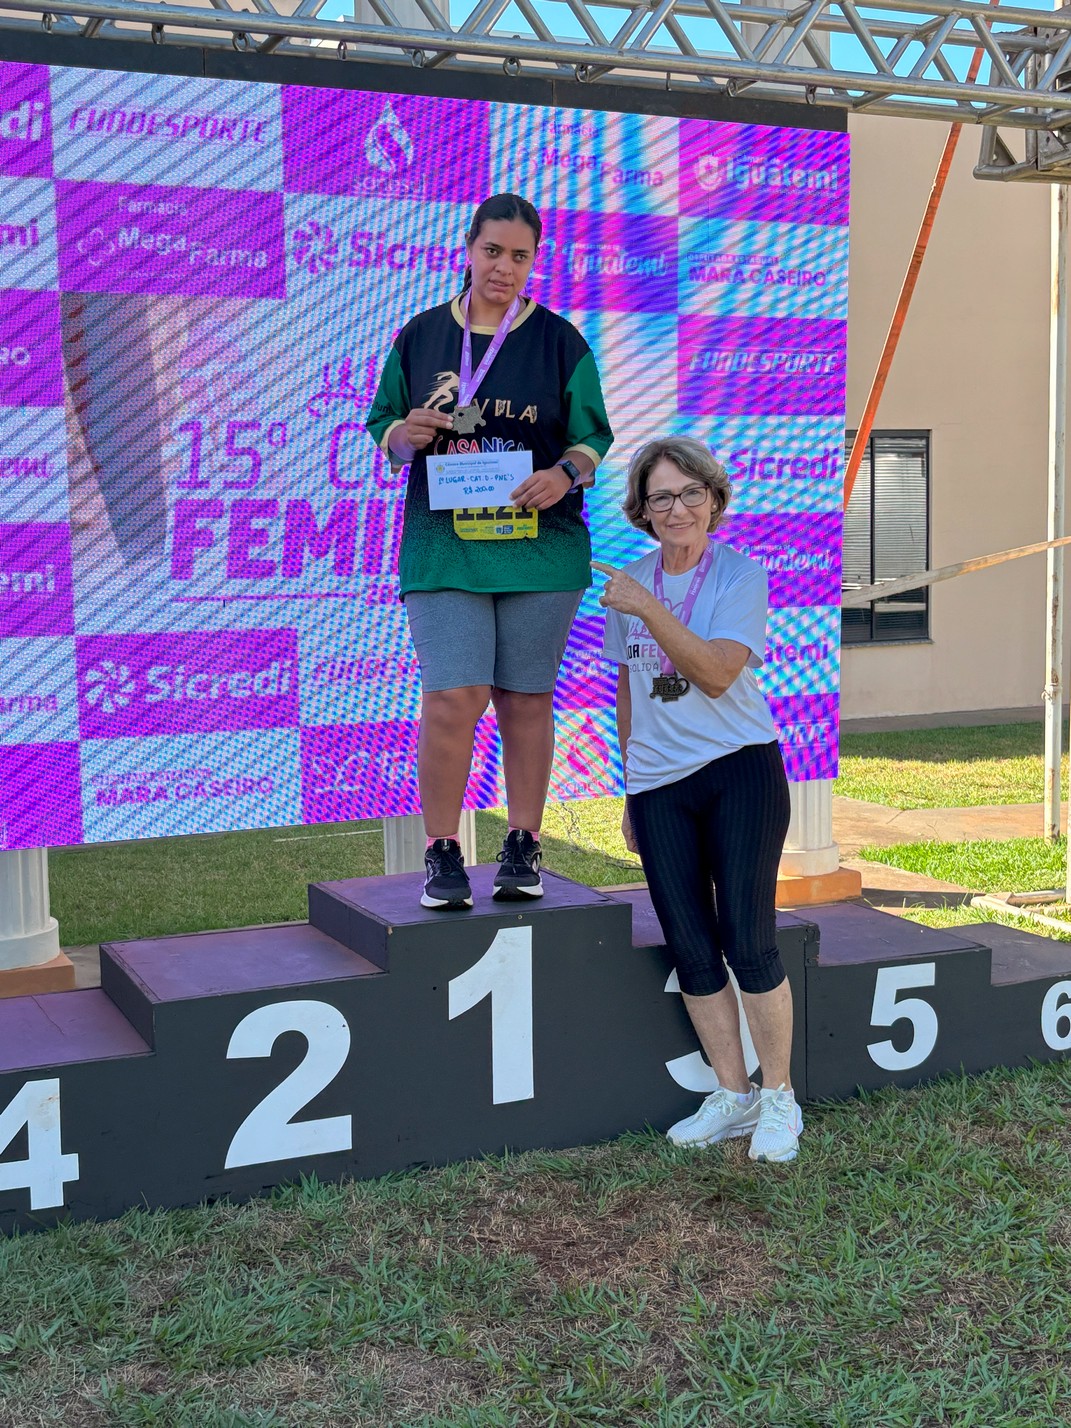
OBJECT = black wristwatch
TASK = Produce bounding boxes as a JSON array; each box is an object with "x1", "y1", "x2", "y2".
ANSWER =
[{"x1": 558, "y1": 458, "x2": 583, "y2": 491}]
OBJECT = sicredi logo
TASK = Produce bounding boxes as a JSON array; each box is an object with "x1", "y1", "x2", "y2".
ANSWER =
[
  {"x1": 727, "y1": 446, "x2": 839, "y2": 481},
  {"x1": 364, "y1": 100, "x2": 413, "y2": 176},
  {"x1": 82, "y1": 655, "x2": 294, "y2": 713},
  {"x1": 1, "y1": 100, "x2": 45, "y2": 143},
  {"x1": 292, "y1": 217, "x2": 339, "y2": 276},
  {"x1": 76, "y1": 630, "x2": 300, "y2": 737},
  {"x1": 83, "y1": 660, "x2": 135, "y2": 714}
]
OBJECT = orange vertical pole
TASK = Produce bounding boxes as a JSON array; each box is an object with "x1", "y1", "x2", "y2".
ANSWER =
[{"x1": 843, "y1": 11, "x2": 998, "y2": 511}]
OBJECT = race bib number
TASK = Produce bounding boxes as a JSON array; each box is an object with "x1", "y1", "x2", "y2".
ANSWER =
[{"x1": 452, "y1": 506, "x2": 538, "y2": 541}]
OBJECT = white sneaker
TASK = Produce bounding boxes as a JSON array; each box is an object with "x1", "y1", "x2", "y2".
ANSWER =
[
  {"x1": 748, "y1": 1084, "x2": 803, "y2": 1162},
  {"x1": 667, "y1": 1085, "x2": 760, "y2": 1147}
]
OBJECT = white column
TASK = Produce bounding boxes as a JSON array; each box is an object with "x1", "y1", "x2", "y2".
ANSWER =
[
  {"x1": 383, "y1": 810, "x2": 478, "y2": 874},
  {"x1": 1047, "y1": 182, "x2": 1070, "y2": 843},
  {"x1": 779, "y1": 778, "x2": 840, "y2": 878},
  {"x1": 0, "y1": 849, "x2": 61, "y2": 971}
]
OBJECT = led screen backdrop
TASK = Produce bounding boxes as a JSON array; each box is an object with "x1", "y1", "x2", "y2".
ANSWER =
[{"x1": 0, "y1": 59, "x2": 848, "y2": 849}]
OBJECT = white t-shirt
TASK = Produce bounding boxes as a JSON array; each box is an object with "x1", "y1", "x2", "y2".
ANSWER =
[{"x1": 602, "y1": 541, "x2": 778, "y2": 794}]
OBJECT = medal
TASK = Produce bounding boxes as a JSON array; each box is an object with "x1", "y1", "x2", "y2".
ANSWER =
[
  {"x1": 451, "y1": 401, "x2": 485, "y2": 434},
  {"x1": 648, "y1": 543, "x2": 714, "y2": 703},
  {"x1": 455, "y1": 291, "x2": 521, "y2": 428},
  {"x1": 650, "y1": 674, "x2": 691, "y2": 702}
]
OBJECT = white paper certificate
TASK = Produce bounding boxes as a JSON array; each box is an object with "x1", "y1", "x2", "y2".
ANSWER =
[{"x1": 427, "y1": 449, "x2": 533, "y2": 511}]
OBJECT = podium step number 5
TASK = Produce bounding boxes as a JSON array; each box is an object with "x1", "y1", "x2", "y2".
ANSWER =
[{"x1": 867, "y1": 964, "x2": 938, "y2": 1072}]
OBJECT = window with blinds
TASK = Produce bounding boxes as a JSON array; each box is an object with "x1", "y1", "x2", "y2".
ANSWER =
[{"x1": 842, "y1": 431, "x2": 930, "y2": 644}]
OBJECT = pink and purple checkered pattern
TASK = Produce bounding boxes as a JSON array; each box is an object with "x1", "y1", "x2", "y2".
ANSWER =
[{"x1": 0, "y1": 59, "x2": 847, "y2": 848}]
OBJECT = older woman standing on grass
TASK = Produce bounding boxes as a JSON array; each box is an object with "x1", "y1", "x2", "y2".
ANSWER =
[{"x1": 595, "y1": 436, "x2": 800, "y2": 1163}]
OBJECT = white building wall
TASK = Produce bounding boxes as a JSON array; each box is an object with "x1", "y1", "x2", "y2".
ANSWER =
[{"x1": 841, "y1": 113, "x2": 1053, "y2": 720}]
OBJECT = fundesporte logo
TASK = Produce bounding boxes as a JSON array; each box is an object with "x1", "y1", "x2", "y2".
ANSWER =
[
  {"x1": 364, "y1": 100, "x2": 414, "y2": 176},
  {"x1": 83, "y1": 661, "x2": 135, "y2": 715},
  {"x1": 292, "y1": 217, "x2": 339, "y2": 275}
]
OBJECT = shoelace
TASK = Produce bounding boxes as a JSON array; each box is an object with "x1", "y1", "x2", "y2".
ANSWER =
[
  {"x1": 700, "y1": 1088, "x2": 744, "y2": 1120},
  {"x1": 497, "y1": 833, "x2": 537, "y2": 866},
  {"x1": 430, "y1": 840, "x2": 464, "y2": 874},
  {"x1": 758, "y1": 1091, "x2": 795, "y2": 1130}
]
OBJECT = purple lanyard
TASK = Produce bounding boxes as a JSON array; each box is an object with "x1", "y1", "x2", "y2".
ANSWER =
[
  {"x1": 651, "y1": 543, "x2": 713, "y2": 676},
  {"x1": 459, "y1": 291, "x2": 521, "y2": 407}
]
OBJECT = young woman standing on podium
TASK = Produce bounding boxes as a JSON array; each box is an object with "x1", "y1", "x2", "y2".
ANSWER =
[
  {"x1": 596, "y1": 437, "x2": 800, "y2": 1163},
  {"x1": 366, "y1": 193, "x2": 614, "y2": 911}
]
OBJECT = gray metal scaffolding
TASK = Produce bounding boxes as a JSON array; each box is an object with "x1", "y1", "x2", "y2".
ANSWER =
[{"x1": 4, "y1": 0, "x2": 1071, "y2": 149}]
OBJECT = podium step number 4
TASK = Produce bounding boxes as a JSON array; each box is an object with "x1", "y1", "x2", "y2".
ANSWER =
[{"x1": 1, "y1": 877, "x2": 1071, "y2": 1231}]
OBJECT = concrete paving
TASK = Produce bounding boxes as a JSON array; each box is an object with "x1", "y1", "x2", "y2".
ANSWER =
[
  {"x1": 832, "y1": 795, "x2": 1058, "y2": 916},
  {"x1": 833, "y1": 796, "x2": 1055, "y2": 858}
]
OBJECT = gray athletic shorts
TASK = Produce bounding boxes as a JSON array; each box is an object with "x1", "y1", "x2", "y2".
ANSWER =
[{"x1": 405, "y1": 589, "x2": 584, "y2": 693}]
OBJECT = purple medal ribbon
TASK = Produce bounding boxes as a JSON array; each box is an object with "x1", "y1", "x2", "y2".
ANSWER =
[
  {"x1": 651, "y1": 541, "x2": 714, "y2": 678},
  {"x1": 459, "y1": 291, "x2": 521, "y2": 407}
]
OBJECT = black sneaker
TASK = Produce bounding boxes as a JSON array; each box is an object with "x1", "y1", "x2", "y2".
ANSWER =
[
  {"x1": 493, "y1": 829, "x2": 544, "y2": 900},
  {"x1": 422, "y1": 838, "x2": 473, "y2": 909}
]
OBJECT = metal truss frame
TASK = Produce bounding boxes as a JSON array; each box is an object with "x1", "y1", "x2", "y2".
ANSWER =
[{"x1": 4, "y1": 0, "x2": 1071, "y2": 139}]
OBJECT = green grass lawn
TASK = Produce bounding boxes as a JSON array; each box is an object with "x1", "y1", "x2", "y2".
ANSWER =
[
  {"x1": 837, "y1": 721, "x2": 1062, "y2": 809},
  {"x1": 3, "y1": 1063, "x2": 1071, "y2": 1427},
  {"x1": 859, "y1": 836, "x2": 1068, "y2": 895},
  {"x1": 50, "y1": 720, "x2": 1062, "y2": 946},
  {"x1": 49, "y1": 802, "x2": 642, "y2": 949}
]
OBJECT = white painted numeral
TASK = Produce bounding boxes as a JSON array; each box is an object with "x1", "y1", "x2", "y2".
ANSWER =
[
  {"x1": 867, "y1": 963, "x2": 938, "y2": 1071},
  {"x1": 0, "y1": 1078, "x2": 79, "y2": 1210},
  {"x1": 225, "y1": 1001, "x2": 352, "y2": 1170},
  {"x1": 448, "y1": 927, "x2": 534, "y2": 1104},
  {"x1": 663, "y1": 968, "x2": 758, "y2": 1091},
  {"x1": 1041, "y1": 980, "x2": 1071, "y2": 1050}
]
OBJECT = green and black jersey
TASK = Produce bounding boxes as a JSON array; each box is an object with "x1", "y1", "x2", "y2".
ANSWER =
[{"x1": 365, "y1": 296, "x2": 614, "y2": 596}]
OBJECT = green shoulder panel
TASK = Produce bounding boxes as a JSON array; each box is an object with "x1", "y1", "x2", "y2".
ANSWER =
[
  {"x1": 563, "y1": 348, "x2": 614, "y2": 464},
  {"x1": 365, "y1": 344, "x2": 410, "y2": 450}
]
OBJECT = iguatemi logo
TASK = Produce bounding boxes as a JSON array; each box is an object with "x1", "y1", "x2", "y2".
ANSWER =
[
  {"x1": 364, "y1": 100, "x2": 414, "y2": 176},
  {"x1": 83, "y1": 660, "x2": 135, "y2": 715},
  {"x1": 693, "y1": 154, "x2": 839, "y2": 194}
]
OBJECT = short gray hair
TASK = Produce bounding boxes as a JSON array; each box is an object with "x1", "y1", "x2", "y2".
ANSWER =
[{"x1": 622, "y1": 436, "x2": 732, "y2": 536}]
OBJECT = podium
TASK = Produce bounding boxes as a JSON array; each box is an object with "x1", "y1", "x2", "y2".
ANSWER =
[{"x1": 1, "y1": 870, "x2": 1070, "y2": 1233}]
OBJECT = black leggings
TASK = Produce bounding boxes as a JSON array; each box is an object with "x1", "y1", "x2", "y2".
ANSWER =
[{"x1": 628, "y1": 741, "x2": 791, "y2": 997}]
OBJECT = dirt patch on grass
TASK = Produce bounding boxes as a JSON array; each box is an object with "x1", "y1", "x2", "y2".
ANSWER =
[{"x1": 455, "y1": 1169, "x2": 776, "y2": 1308}]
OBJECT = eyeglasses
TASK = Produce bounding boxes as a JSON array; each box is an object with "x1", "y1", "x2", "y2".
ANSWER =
[{"x1": 644, "y1": 485, "x2": 711, "y2": 513}]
